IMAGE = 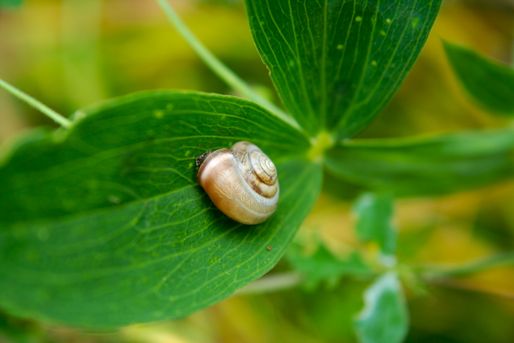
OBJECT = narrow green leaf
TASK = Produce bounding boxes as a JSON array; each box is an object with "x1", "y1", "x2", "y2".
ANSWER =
[
  {"x1": 444, "y1": 41, "x2": 514, "y2": 116},
  {"x1": 287, "y1": 243, "x2": 372, "y2": 289},
  {"x1": 0, "y1": 91, "x2": 322, "y2": 328},
  {"x1": 326, "y1": 128, "x2": 514, "y2": 196},
  {"x1": 0, "y1": 79, "x2": 70, "y2": 128},
  {"x1": 246, "y1": 0, "x2": 441, "y2": 137},
  {"x1": 355, "y1": 272, "x2": 408, "y2": 343},
  {"x1": 354, "y1": 193, "x2": 395, "y2": 256}
]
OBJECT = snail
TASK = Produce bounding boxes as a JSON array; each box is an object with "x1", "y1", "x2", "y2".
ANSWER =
[{"x1": 196, "y1": 141, "x2": 279, "y2": 225}]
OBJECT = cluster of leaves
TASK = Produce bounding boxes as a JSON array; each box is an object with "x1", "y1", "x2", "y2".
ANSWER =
[
  {"x1": 288, "y1": 193, "x2": 407, "y2": 343},
  {"x1": 1, "y1": 1, "x2": 513, "y2": 341}
]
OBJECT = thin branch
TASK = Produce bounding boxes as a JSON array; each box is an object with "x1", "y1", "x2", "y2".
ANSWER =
[
  {"x1": 154, "y1": 0, "x2": 302, "y2": 131},
  {"x1": 0, "y1": 78, "x2": 71, "y2": 128},
  {"x1": 235, "y1": 252, "x2": 514, "y2": 297},
  {"x1": 235, "y1": 272, "x2": 303, "y2": 295},
  {"x1": 421, "y1": 252, "x2": 514, "y2": 280},
  {"x1": 429, "y1": 278, "x2": 514, "y2": 301}
]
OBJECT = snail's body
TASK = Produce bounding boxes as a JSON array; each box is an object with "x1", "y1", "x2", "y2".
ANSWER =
[{"x1": 197, "y1": 142, "x2": 279, "y2": 225}]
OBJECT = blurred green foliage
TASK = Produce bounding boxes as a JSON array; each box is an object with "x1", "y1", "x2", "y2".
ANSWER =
[
  {"x1": 0, "y1": 0, "x2": 22, "y2": 9},
  {"x1": 1, "y1": 0, "x2": 514, "y2": 342},
  {"x1": 444, "y1": 41, "x2": 514, "y2": 115}
]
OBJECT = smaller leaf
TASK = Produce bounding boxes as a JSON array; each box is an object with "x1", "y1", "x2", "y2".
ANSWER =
[
  {"x1": 326, "y1": 128, "x2": 514, "y2": 197},
  {"x1": 354, "y1": 193, "x2": 395, "y2": 257},
  {"x1": 355, "y1": 272, "x2": 408, "y2": 343},
  {"x1": 287, "y1": 243, "x2": 371, "y2": 289},
  {"x1": 444, "y1": 41, "x2": 514, "y2": 116}
]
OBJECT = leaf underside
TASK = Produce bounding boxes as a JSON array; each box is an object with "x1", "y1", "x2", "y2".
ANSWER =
[
  {"x1": 0, "y1": 91, "x2": 322, "y2": 328},
  {"x1": 444, "y1": 41, "x2": 514, "y2": 116},
  {"x1": 246, "y1": 0, "x2": 442, "y2": 138}
]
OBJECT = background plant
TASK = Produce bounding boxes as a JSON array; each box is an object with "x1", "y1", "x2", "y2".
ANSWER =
[{"x1": 0, "y1": 0, "x2": 513, "y2": 342}]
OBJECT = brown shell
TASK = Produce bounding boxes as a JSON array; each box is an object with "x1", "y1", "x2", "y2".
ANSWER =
[{"x1": 197, "y1": 142, "x2": 279, "y2": 225}]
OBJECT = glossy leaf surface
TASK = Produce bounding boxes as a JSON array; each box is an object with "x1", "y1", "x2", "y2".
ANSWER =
[{"x1": 0, "y1": 91, "x2": 322, "y2": 328}]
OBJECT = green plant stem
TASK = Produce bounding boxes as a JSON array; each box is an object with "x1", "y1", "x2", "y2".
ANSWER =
[
  {"x1": 511, "y1": 38, "x2": 514, "y2": 68},
  {"x1": 155, "y1": 0, "x2": 301, "y2": 131},
  {"x1": 237, "y1": 253, "x2": 514, "y2": 296},
  {"x1": 0, "y1": 78, "x2": 71, "y2": 128},
  {"x1": 421, "y1": 252, "x2": 514, "y2": 280},
  {"x1": 235, "y1": 272, "x2": 302, "y2": 295}
]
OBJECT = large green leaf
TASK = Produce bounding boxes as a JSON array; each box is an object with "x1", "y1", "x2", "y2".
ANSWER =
[
  {"x1": 246, "y1": 0, "x2": 441, "y2": 137},
  {"x1": 0, "y1": 91, "x2": 322, "y2": 328},
  {"x1": 355, "y1": 272, "x2": 408, "y2": 343},
  {"x1": 325, "y1": 128, "x2": 514, "y2": 196},
  {"x1": 444, "y1": 41, "x2": 514, "y2": 116},
  {"x1": 354, "y1": 193, "x2": 395, "y2": 257}
]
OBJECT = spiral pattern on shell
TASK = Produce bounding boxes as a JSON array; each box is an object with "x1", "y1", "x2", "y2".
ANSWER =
[{"x1": 197, "y1": 141, "x2": 279, "y2": 225}]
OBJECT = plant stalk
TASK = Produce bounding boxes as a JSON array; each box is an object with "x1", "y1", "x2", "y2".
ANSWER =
[
  {"x1": 421, "y1": 252, "x2": 514, "y2": 279},
  {"x1": 236, "y1": 272, "x2": 302, "y2": 295},
  {"x1": 154, "y1": 0, "x2": 301, "y2": 131},
  {"x1": 237, "y1": 253, "x2": 514, "y2": 296},
  {"x1": 0, "y1": 78, "x2": 71, "y2": 128}
]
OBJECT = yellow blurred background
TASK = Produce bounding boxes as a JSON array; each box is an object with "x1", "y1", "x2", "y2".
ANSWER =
[{"x1": 0, "y1": 0, "x2": 513, "y2": 342}]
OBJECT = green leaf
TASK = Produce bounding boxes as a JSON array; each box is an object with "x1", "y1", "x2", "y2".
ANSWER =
[
  {"x1": 0, "y1": 0, "x2": 22, "y2": 8},
  {"x1": 325, "y1": 128, "x2": 514, "y2": 196},
  {"x1": 354, "y1": 193, "x2": 395, "y2": 256},
  {"x1": 444, "y1": 41, "x2": 514, "y2": 116},
  {"x1": 355, "y1": 272, "x2": 408, "y2": 343},
  {"x1": 246, "y1": 0, "x2": 441, "y2": 137},
  {"x1": 0, "y1": 91, "x2": 323, "y2": 328},
  {"x1": 287, "y1": 243, "x2": 372, "y2": 289}
]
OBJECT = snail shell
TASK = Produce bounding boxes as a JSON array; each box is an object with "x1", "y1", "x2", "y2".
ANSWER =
[{"x1": 197, "y1": 141, "x2": 279, "y2": 225}]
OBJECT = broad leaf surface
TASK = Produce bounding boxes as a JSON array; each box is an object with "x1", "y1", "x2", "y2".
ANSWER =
[
  {"x1": 246, "y1": 0, "x2": 441, "y2": 137},
  {"x1": 355, "y1": 272, "x2": 408, "y2": 343},
  {"x1": 0, "y1": 91, "x2": 322, "y2": 328},
  {"x1": 444, "y1": 42, "x2": 514, "y2": 116},
  {"x1": 354, "y1": 193, "x2": 395, "y2": 256},
  {"x1": 287, "y1": 243, "x2": 371, "y2": 289},
  {"x1": 325, "y1": 128, "x2": 514, "y2": 196}
]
